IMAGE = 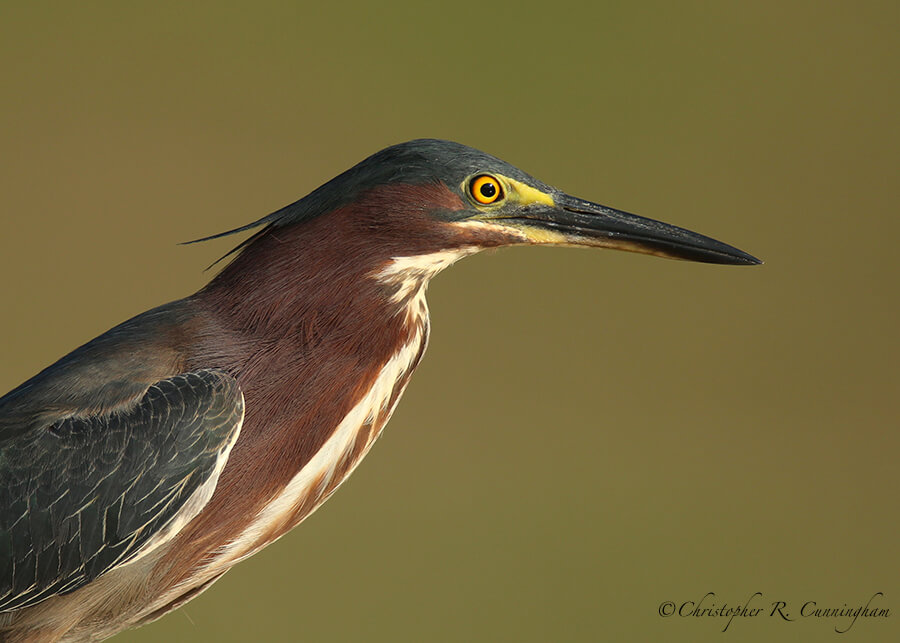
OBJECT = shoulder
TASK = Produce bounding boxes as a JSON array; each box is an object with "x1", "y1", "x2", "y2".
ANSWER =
[{"x1": 0, "y1": 298, "x2": 205, "y2": 439}]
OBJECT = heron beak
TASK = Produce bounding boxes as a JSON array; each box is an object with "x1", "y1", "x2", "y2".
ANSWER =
[{"x1": 490, "y1": 193, "x2": 761, "y2": 266}]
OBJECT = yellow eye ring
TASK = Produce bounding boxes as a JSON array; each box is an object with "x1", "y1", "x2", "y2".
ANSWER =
[{"x1": 470, "y1": 175, "x2": 503, "y2": 205}]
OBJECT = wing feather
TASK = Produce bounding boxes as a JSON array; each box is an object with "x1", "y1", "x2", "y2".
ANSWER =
[{"x1": 0, "y1": 369, "x2": 243, "y2": 612}]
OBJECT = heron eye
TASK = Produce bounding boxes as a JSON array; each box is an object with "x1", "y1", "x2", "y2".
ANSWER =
[{"x1": 470, "y1": 175, "x2": 503, "y2": 205}]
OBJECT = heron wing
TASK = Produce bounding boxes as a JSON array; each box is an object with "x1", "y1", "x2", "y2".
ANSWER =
[{"x1": 0, "y1": 369, "x2": 243, "y2": 612}]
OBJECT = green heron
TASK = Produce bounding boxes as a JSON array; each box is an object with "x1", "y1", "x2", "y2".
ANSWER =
[{"x1": 0, "y1": 139, "x2": 759, "y2": 641}]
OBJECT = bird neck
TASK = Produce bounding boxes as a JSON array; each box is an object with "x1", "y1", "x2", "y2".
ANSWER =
[
  {"x1": 171, "y1": 204, "x2": 464, "y2": 570},
  {"x1": 159, "y1": 189, "x2": 500, "y2": 588}
]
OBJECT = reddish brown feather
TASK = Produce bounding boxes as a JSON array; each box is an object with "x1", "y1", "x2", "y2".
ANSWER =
[{"x1": 151, "y1": 182, "x2": 517, "y2": 596}]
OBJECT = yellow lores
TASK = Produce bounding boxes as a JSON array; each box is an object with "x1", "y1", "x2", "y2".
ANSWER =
[{"x1": 504, "y1": 177, "x2": 556, "y2": 209}]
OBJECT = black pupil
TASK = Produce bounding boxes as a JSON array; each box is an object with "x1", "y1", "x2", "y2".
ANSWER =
[{"x1": 479, "y1": 181, "x2": 497, "y2": 199}]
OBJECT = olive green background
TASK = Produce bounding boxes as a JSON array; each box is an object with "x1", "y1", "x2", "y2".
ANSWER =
[{"x1": 1, "y1": 2, "x2": 897, "y2": 642}]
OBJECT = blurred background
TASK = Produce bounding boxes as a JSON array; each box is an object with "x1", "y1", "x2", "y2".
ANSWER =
[{"x1": 0, "y1": 2, "x2": 897, "y2": 641}]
